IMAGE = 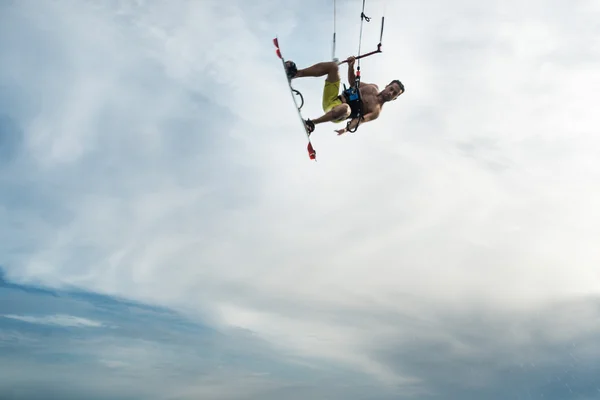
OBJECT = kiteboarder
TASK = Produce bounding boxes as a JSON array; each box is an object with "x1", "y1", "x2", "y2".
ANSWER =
[{"x1": 284, "y1": 56, "x2": 404, "y2": 135}]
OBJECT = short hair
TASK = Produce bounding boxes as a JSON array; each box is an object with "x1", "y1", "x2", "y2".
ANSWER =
[{"x1": 389, "y1": 79, "x2": 404, "y2": 93}]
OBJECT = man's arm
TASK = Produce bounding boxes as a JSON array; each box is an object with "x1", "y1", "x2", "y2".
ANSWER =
[
  {"x1": 346, "y1": 56, "x2": 357, "y2": 85},
  {"x1": 335, "y1": 110, "x2": 380, "y2": 135}
]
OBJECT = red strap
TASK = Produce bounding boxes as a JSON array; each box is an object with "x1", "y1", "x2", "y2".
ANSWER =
[{"x1": 307, "y1": 143, "x2": 316, "y2": 160}]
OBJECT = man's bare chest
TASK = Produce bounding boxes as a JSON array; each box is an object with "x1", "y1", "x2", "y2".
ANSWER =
[{"x1": 359, "y1": 87, "x2": 379, "y2": 113}]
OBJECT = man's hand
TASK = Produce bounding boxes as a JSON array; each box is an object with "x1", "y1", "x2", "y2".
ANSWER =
[
  {"x1": 335, "y1": 117, "x2": 360, "y2": 135},
  {"x1": 347, "y1": 56, "x2": 357, "y2": 86},
  {"x1": 336, "y1": 112, "x2": 379, "y2": 135}
]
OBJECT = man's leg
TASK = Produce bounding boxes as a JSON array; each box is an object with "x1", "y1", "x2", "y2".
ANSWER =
[
  {"x1": 312, "y1": 104, "x2": 350, "y2": 125},
  {"x1": 285, "y1": 60, "x2": 346, "y2": 133},
  {"x1": 315, "y1": 63, "x2": 348, "y2": 125},
  {"x1": 296, "y1": 61, "x2": 340, "y2": 81},
  {"x1": 286, "y1": 61, "x2": 340, "y2": 82},
  {"x1": 304, "y1": 103, "x2": 350, "y2": 133}
]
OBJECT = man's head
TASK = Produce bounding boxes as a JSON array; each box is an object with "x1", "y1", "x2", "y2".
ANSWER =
[{"x1": 380, "y1": 79, "x2": 404, "y2": 102}]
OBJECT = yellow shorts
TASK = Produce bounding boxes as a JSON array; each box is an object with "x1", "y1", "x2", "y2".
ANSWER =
[{"x1": 322, "y1": 79, "x2": 344, "y2": 123}]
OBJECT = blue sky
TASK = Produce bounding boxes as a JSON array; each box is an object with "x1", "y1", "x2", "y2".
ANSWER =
[{"x1": 2, "y1": 0, "x2": 600, "y2": 399}]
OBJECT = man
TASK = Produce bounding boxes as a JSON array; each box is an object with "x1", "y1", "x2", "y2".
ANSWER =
[{"x1": 284, "y1": 56, "x2": 404, "y2": 135}]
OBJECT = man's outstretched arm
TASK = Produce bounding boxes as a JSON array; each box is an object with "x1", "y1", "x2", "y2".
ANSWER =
[{"x1": 335, "y1": 110, "x2": 380, "y2": 135}]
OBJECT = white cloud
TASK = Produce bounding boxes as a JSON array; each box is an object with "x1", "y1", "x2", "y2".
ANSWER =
[
  {"x1": 1, "y1": 314, "x2": 103, "y2": 328},
  {"x1": 1, "y1": 0, "x2": 600, "y2": 396}
]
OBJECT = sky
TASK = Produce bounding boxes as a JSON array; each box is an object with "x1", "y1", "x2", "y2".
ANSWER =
[{"x1": 1, "y1": 0, "x2": 600, "y2": 398}]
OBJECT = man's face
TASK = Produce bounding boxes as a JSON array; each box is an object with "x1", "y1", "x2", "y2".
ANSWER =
[{"x1": 382, "y1": 82, "x2": 403, "y2": 101}]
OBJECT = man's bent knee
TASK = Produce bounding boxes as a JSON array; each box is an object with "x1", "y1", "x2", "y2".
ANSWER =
[
  {"x1": 326, "y1": 61, "x2": 340, "y2": 82},
  {"x1": 326, "y1": 61, "x2": 339, "y2": 71},
  {"x1": 331, "y1": 104, "x2": 351, "y2": 121}
]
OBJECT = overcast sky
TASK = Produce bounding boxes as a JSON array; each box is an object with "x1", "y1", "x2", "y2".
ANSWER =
[{"x1": 2, "y1": 0, "x2": 600, "y2": 399}]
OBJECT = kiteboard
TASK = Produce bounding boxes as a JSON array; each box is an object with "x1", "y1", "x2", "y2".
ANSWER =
[{"x1": 273, "y1": 37, "x2": 317, "y2": 161}]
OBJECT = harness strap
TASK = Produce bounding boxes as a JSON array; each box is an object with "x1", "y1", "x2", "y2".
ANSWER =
[
  {"x1": 344, "y1": 0, "x2": 370, "y2": 133},
  {"x1": 342, "y1": 82, "x2": 363, "y2": 133}
]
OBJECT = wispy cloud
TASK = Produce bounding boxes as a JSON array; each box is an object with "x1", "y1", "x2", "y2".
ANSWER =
[
  {"x1": 0, "y1": 279, "x2": 372, "y2": 400},
  {"x1": 1, "y1": 314, "x2": 103, "y2": 328},
  {"x1": 1, "y1": 0, "x2": 600, "y2": 398}
]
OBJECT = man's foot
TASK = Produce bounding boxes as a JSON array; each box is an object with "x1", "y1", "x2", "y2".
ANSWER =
[
  {"x1": 284, "y1": 61, "x2": 297, "y2": 80},
  {"x1": 304, "y1": 119, "x2": 315, "y2": 135}
]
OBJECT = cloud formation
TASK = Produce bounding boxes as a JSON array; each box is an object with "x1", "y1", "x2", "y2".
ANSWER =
[
  {"x1": 1, "y1": 0, "x2": 600, "y2": 398},
  {"x1": 1, "y1": 314, "x2": 103, "y2": 328}
]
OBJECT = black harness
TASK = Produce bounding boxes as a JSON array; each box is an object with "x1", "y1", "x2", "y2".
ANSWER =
[
  {"x1": 339, "y1": 83, "x2": 363, "y2": 133},
  {"x1": 341, "y1": 85, "x2": 362, "y2": 118}
]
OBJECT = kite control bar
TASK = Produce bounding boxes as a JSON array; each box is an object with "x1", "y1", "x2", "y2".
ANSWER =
[
  {"x1": 337, "y1": 42, "x2": 382, "y2": 65},
  {"x1": 338, "y1": 13, "x2": 385, "y2": 65}
]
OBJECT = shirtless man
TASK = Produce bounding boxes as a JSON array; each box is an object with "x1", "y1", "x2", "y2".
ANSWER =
[{"x1": 284, "y1": 56, "x2": 404, "y2": 135}]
